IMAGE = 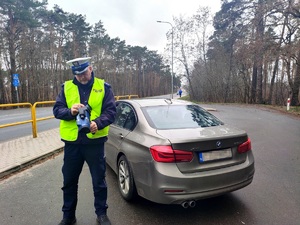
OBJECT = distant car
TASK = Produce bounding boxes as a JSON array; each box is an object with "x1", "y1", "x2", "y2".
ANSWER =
[{"x1": 106, "y1": 99, "x2": 254, "y2": 208}]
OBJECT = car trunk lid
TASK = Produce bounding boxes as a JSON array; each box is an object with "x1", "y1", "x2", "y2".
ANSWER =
[{"x1": 156, "y1": 125, "x2": 249, "y2": 173}]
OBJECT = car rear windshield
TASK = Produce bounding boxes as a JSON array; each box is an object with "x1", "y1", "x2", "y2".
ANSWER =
[{"x1": 142, "y1": 105, "x2": 224, "y2": 129}]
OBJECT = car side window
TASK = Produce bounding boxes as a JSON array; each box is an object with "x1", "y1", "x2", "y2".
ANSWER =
[
  {"x1": 113, "y1": 102, "x2": 137, "y2": 130},
  {"x1": 123, "y1": 111, "x2": 136, "y2": 130}
]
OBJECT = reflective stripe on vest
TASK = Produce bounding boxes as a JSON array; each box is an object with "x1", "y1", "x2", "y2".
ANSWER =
[{"x1": 59, "y1": 78, "x2": 109, "y2": 141}]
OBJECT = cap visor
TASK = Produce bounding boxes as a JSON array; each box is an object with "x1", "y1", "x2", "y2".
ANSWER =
[{"x1": 74, "y1": 67, "x2": 88, "y2": 75}]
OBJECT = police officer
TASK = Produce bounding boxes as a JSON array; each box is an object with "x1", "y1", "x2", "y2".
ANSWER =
[{"x1": 53, "y1": 57, "x2": 116, "y2": 225}]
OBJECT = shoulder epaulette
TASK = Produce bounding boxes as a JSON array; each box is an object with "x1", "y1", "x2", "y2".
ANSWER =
[{"x1": 104, "y1": 82, "x2": 111, "y2": 88}]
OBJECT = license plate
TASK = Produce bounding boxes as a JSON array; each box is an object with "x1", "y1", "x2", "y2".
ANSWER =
[{"x1": 199, "y1": 148, "x2": 232, "y2": 163}]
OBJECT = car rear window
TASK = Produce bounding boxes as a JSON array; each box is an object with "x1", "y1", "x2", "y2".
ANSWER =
[{"x1": 142, "y1": 105, "x2": 224, "y2": 129}]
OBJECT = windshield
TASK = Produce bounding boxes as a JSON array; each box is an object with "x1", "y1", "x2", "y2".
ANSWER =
[{"x1": 142, "y1": 105, "x2": 224, "y2": 129}]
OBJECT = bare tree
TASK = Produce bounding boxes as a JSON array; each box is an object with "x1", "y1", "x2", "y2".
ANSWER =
[{"x1": 0, "y1": 0, "x2": 46, "y2": 103}]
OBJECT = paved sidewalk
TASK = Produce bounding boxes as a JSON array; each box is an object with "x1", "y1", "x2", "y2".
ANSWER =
[{"x1": 0, "y1": 128, "x2": 64, "y2": 179}]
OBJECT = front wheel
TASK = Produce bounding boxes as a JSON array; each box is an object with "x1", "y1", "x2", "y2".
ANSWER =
[{"x1": 117, "y1": 155, "x2": 137, "y2": 201}]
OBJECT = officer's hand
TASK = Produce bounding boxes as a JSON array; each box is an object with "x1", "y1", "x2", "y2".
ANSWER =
[
  {"x1": 71, "y1": 103, "x2": 85, "y2": 116},
  {"x1": 90, "y1": 121, "x2": 98, "y2": 133}
]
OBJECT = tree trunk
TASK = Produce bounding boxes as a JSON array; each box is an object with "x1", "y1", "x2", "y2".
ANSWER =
[
  {"x1": 257, "y1": 60, "x2": 263, "y2": 104},
  {"x1": 291, "y1": 51, "x2": 300, "y2": 106},
  {"x1": 9, "y1": 37, "x2": 18, "y2": 103},
  {"x1": 267, "y1": 58, "x2": 279, "y2": 104},
  {"x1": 255, "y1": 0, "x2": 264, "y2": 104},
  {"x1": 0, "y1": 67, "x2": 4, "y2": 104},
  {"x1": 251, "y1": 62, "x2": 257, "y2": 103}
]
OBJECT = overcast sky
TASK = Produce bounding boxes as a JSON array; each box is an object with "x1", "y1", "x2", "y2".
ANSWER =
[{"x1": 47, "y1": 0, "x2": 221, "y2": 54}]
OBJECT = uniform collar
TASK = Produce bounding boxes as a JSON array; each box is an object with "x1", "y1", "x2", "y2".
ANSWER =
[{"x1": 73, "y1": 72, "x2": 94, "y2": 88}]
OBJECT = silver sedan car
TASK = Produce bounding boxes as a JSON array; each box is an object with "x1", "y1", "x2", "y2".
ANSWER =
[{"x1": 106, "y1": 99, "x2": 254, "y2": 208}]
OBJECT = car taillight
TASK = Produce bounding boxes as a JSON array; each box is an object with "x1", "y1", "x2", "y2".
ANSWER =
[
  {"x1": 237, "y1": 138, "x2": 251, "y2": 153},
  {"x1": 150, "y1": 145, "x2": 193, "y2": 163}
]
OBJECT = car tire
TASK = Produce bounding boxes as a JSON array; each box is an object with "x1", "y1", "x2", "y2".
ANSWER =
[{"x1": 117, "y1": 155, "x2": 137, "y2": 201}]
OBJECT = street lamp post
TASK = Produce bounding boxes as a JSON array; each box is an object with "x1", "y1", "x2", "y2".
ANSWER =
[{"x1": 157, "y1": 20, "x2": 174, "y2": 99}]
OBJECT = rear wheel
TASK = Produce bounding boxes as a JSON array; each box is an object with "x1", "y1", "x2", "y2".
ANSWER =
[{"x1": 117, "y1": 155, "x2": 137, "y2": 201}]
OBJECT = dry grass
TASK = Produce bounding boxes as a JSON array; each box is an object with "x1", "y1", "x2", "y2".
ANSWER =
[{"x1": 255, "y1": 104, "x2": 300, "y2": 118}]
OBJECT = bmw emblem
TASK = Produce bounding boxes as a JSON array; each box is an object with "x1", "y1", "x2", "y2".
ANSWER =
[{"x1": 216, "y1": 141, "x2": 222, "y2": 148}]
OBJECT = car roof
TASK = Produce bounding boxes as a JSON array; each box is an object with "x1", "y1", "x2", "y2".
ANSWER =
[{"x1": 117, "y1": 98, "x2": 194, "y2": 107}]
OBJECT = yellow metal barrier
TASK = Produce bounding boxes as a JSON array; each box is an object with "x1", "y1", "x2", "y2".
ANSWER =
[
  {"x1": 0, "y1": 103, "x2": 33, "y2": 128},
  {"x1": 115, "y1": 95, "x2": 139, "y2": 100},
  {"x1": 128, "y1": 95, "x2": 139, "y2": 99},
  {"x1": 0, "y1": 95, "x2": 138, "y2": 138},
  {"x1": 32, "y1": 101, "x2": 55, "y2": 138},
  {"x1": 0, "y1": 101, "x2": 55, "y2": 138}
]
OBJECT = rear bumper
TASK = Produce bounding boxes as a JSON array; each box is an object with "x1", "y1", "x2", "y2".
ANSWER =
[{"x1": 134, "y1": 152, "x2": 255, "y2": 204}]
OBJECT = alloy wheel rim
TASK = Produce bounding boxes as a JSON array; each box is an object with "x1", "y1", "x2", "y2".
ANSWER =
[{"x1": 118, "y1": 160, "x2": 129, "y2": 195}]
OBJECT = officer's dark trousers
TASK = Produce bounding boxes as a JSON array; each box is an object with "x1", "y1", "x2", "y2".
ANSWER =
[{"x1": 61, "y1": 142, "x2": 108, "y2": 219}]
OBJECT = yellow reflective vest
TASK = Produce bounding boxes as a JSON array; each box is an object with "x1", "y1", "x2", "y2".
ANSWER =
[{"x1": 59, "y1": 78, "x2": 109, "y2": 141}]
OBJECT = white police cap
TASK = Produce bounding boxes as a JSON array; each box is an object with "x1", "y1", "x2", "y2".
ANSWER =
[{"x1": 66, "y1": 57, "x2": 92, "y2": 75}]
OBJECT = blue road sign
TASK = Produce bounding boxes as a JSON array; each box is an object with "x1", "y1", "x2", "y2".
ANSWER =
[{"x1": 12, "y1": 74, "x2": 20, "y2": 87}]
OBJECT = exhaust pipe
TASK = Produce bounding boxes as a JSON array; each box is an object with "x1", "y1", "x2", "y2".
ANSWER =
[
  {"x1": 181, "y1": 200, "x2": 196, "y2": 208},
  {"x1": 181, "y1": 201, "x2": 189, "y2": 208},
  {"x1": 188, "y1": 200, "x2": 196, "y2": 208}
]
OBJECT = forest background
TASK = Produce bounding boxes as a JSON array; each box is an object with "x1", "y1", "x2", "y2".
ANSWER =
[{"x1": 0, "y1": 0, "x2": 300, "y2": 107}]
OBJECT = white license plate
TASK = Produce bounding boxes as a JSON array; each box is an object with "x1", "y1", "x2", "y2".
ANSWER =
[{"x1": 199, "y1": 148, "x2": 232, "y2": 163}]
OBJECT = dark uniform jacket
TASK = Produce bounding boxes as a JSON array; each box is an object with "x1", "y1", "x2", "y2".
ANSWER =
[{"x1": 53, "y1": 72, "x2": 116, "y2": 144}]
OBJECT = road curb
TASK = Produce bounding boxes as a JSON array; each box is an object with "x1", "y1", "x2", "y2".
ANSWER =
[{"x1": 0, "y1": 147, "x2": 63, "y2": 180}]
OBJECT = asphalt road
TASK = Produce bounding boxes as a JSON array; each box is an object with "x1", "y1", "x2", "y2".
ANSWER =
[
  {"x1": 0, "y1": 104, "x2": 299, "y2": 225},
  {"x1": 0, "y1": 107, "x2": 59, "y2": 142}
]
